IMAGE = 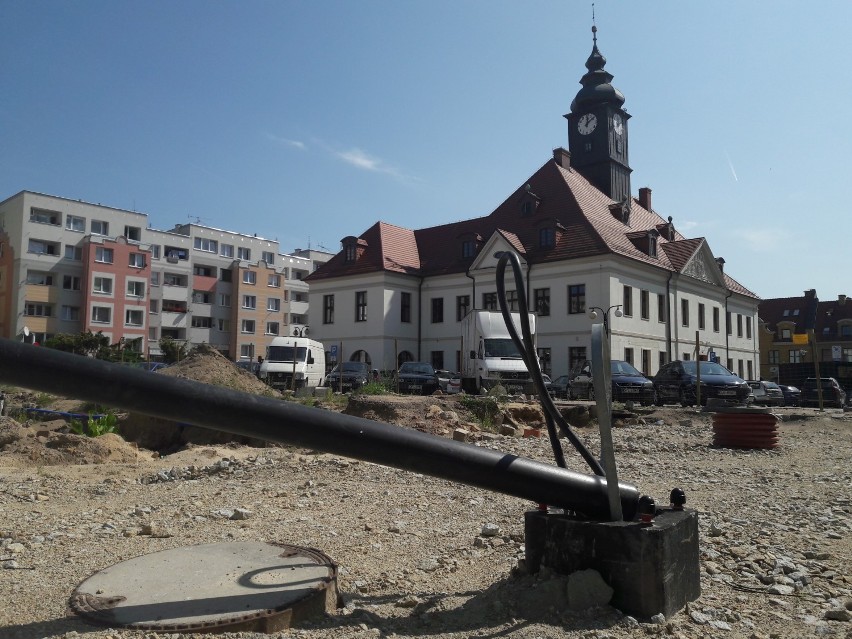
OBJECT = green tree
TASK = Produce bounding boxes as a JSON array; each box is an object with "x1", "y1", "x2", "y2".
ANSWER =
[
  {"x1": 159, "y1": 337, "x2": 189, "y2": 364},
  {"x1": 44, "y1": 331, "x2": 110, "y2": 357}
]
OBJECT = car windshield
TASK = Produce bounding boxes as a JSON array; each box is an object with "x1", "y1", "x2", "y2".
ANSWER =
[
  {"x1": 682, "y1": 361, "x2": 734, "y2": 376},
  {"x1": 483, "y1": 338, "x2": 523, "y2": 358},
  {"x1": 266, "y1": 346, "x2": 307, "y2": 362},
  {"x1": 399, "y1": 363, "x2": 433, "y2": 374},
  {"x1": 331, "y1": 362, "x2": 366, "y2": 374},
  {"x1": 611, "y1": 360, "x2": 643, "y2": 376},
  {"x1": 764, "y1": 382, "x2": 781, "y2": 390}
]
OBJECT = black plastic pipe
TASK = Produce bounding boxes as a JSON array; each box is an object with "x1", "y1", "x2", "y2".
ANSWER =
[{"x1": 0, "y1": 338, "x2": 640, "y2": 520}]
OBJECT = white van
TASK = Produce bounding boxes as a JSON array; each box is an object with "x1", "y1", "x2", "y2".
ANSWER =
[{"x1": 258, "y1": 337, "x2": 326, "y2": 391}]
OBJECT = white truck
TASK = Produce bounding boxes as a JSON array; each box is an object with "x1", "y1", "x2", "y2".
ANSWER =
[
  {"x1": 258, "y1": 336, "x2": 326, "y2": 391},
  {"x1": 461, "y1": 310, "x2": 536, "y2": 394}
]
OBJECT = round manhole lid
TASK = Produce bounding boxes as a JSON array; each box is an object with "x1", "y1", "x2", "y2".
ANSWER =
[{"x1": 70, "y1": 541, "x2": 338, "y2": 633}]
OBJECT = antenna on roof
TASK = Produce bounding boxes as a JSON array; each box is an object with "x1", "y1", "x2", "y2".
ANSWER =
[
  {"x1": 188, "y1": 215, "x2": 206, "y2": 225},
  {"x1": 592, "y1": 3, "x2": 597, "y2": 43}
]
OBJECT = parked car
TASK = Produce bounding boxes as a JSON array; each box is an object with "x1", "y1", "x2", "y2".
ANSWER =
[
  {"x1": 397, "y1": 362, "x2": 440, "y2": 395},
  {"x1": 746, "y1": 380, "x2": 784, "y2": 407},
  {"x1": 435, "y1": 369, "x2": 454, "y2": 392},
  {"x1": 446, "y1": 372, "x2": 463, "y2": 394},
  {"x1": 549, "y1": 375, "x2": 572, "y2": 400},
  {"x1": 235, "y1": 360, "x2": 259, "y2": 375},
  {"x1": 325, "y1": 361, "x2": 370, "y2": 392},
  {"x1": 778, "y1": 384, "x2": 801, "y2": 406},
  {"x1": 569, "y1": 360, "x2": 655, "y2": 405},
  {"x1": 653, "y1": 360, "x2": 750, "y2": 407},
  {"x1": 800, "y1": 377, "x2": 847, "y2": 408}
]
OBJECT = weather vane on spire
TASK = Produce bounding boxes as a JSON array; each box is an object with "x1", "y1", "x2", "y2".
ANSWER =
[{"x1": 592, "y1": 3, "x2": 598, "y2": 43}]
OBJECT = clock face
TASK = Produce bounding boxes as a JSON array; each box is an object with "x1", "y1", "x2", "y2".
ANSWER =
[
  {"x1": 612, "y1": 114, "x2": 624, "y2": 135},
  {"x1": 577, "y1": 113, "x2": 597, "y2": 135}
]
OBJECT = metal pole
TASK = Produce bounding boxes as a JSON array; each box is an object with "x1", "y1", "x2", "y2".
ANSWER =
[{"x1": 0, "y1": 338, "x2": 640, "y2": 520}]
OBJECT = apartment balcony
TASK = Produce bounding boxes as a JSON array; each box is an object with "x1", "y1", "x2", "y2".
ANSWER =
[
  {"x1": 288, "y1": 300, "x2": 309, "y2": 316},
  {"x1": 161, "y1": 284, "x2": 189, "y2": 301},
  {"x1": 161, "y1": 310, "x2": 188, "y2": 328},
  {"x1": 193, "y1": 274, "x2": 218, "y2": 292}
]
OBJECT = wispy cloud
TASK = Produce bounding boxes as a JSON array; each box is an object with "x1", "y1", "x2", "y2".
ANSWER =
[
  {"x1": 335, "y1": 147, "x2": 420, "y2": 184},
  {"x1": 739, "y1": 228, "x2": 792, "y2": 253},
  {"x1": 266, "y1": 133, "x2": 306, "y2": 150},
  {"x1": 725, "y1": 150, "x2": 739, "y2": 182}
]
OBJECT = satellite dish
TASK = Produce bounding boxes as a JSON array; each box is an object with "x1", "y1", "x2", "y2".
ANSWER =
[{"x1": 23, "y1": 326, "x2": 30, "y2": 337}]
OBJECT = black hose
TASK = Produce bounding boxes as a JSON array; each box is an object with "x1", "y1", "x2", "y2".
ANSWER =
[{"x1": 495, "y1": 251, "x2": 605, "y2": 477}]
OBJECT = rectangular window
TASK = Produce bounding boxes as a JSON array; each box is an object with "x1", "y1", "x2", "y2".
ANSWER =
[
  {"x1": 641, "y1": 349, "x2": 651, "y2": 375},
  {"x1": 456, "y1": 295, "x2": 470, "y2": 321},
  {"x1": 737, "y1": 314, "x2": 743, "y2": 337},
  {"x1": 267, "y1": 274, "x2": 281, "y2": 288},
  {"x1": 150, "y1": 271, "x2": 160, "y2": 287},
  {"x1": 726, "y1": 312, "x2": 732, "y2": 335},
  {"x1": 193, "y1": 291, "x2": 212, "y2": 304},
  {"x1": 242, "y1": 271, "x2": 256, "y2": 285},
  {"x1": 323, "y1": 294, "x2": 335, "y2": 324},
  {"x1": 747, "y1": 361, "x2": 753, "y2": 380},
  {"x1": 768, "y1": 350, "x2": 780, "y2": 364},
  {"x1": 95, "y1": 247, "x2": 114, "y2": 264},
  {"x1": 789, "y1": 350, "x2": 802, "y2": 364},
  {"x1": 127, "y1": 281, "x2": 145, "y2": 297},
  {"x1": 640, "y1": 290, "x2": 650, "y2": 320},
  {"x1": 568, "y1": 285, "x2": 586, "y2": 314},
  {"x1": 30, "y1": 208, "x2": 60, "y2": 225},
  {"x1": 401, "y1": 292, "x2": 411, "y2": 323},
  {"x1": 262, "y1": 251, "x2": 275, "y2": 264},
  {"x1": 431, "y1": 297, "x2": 444, "y2": 323},
  {"x1": 534, "y1": 288, "x2": 550, "y2": 316},
  {"x1": 483, "y1": 292, "x2": 497, "y2": 311},
  {"x1": 713, "y1": 307, "x2": 720, "y2": 332},
  {"x1": 681, "y1": 299, "x2": 689, "y2": 327},
  {"x1": 242, "y1": 295, "x2": 257, "y2": 310},
  {"x1": 624, "y1": 347, "x2": 634, "y2": 366},
  {"x1": 63, "y1": 275, "x2": 81, "y2": 291},
  {"x1": 93, "y1": 277, "x2": 113, "y2": 294},
  {"x1": 194, "y1": 237, "x2": 218, "y2": 253},
  {"x1": 737, "y1": 360, "x2": 744, "y2": 378},
  {"x1": 91, "y1": 220, "x2": 109, "y2": 236},
  {"x1": 842, "y1": 347, "x2": 852, "y2": 362},
  {"x1": 623, "y1": 285, "x2": 633, "y2": 317},
  {"x1": 124, "y1": 226, "x2": 141, "y2": 242},
  {"x1": 150, "y1": 245, "x2": 160, "y2": 259},
  {"x1": 217, "y1": 319, "x2": 230, "y2": 332},
  {"x1": 746, "y1": 316, "x2": 752, "y2": 339},
  {"x1": 218, "y1": 293, "x2": 231, "y2": 307},
  {"x1": 129, "y1": 253, "x2": 146, "y2": 268},
  {"x1": 66, "y1": 214, "x2": 85, "y2": 232},
  {"x1": 537, "y1": 347, "x2": 552, "y2": 376},
  {"x1": 431, "y1": 350, "x2": 444, "y2": 371},
  {"x1": 727, "y1": 358, "x2": 734, "y2": 370},
  {"x1": 658, "y1": 293, "x2": 666, "y2": 323},
  {"x1": 28, "y1": 239, "x2": 60, "y2": 255},
  {"x1": 25, "y1": 302, "x2": 53, "y2": 317},
  {"x1": 267, "y1": 298, "x2": 280, "y2": 312},
  {"x1": 237, "y1": 247, "x2": 251, "y2": 261},
  {"x1": 355, "y1": 291, "x2": 367, "y2": 322},
  {"x1": 698, "y1": 303, "x2": 705, "y2": 330},
  {"x1": 461, "y1": 241, "x2": 476, "y2": 258},
  {"x1": 125, "y1": 309, "x2": 144, "y2": 326},
  {"x1": 65, "y1": 245, "x2": 83, "y2": 261},
  {"x1": 241, "y1": 319, "x2": 255, "y2": 334},
  {"x1": 149, "y1": 299, "x2": 159, "y2": 314},
  {"x1": 505, "y1": 290, "x2": 519, "y2": 312},
  {"x1": 220, "y1": 244, "x2": 234, "y2": 258},
  {"x1": 92, "y1": 306, "x2": 111, "y2": 323},
  {"x1": 61, "y1": 305, "x2": 80, "y2": 321},
  {"x1": 659, "y1": 351, "x2": 668, "y2": 369},
  {"x1": 191, "y1": 316, "x2": 213, "y2": 329},
  {"x1": 539, "y1": 227, "x2": 555, "y2": 249},
  {"x1": 26, "y1": 271, "x2": 53, "y2": 286},
  {"x1": 266, "y1": 322, "x2": 280, "y2": 336},
  {"x1": 569, "y1": 347, "x2": 587, "y2": 372}
]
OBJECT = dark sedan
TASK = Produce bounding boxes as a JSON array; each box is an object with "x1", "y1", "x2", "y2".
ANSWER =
[
  {"x1": 653, "y1": 360, "x2": 750, "y2": 407},
  {"x1": 569, "y1": 360, "x2": 655, "y2": 406},
  {"x1": 778, "y1": 384, "x2": 801, "y2": 406},
  {"x1": 549, "y1": 375, "x2": 572, "y2": 400},
  {"x1": 397, "y1": 362, "x2": 440, "y2": 395},
  {"x1": 325, "y1": 361, "x2": 370, "y2": 392},
  {"x1": 801, "y1": 377, "x2": 847, "y2": 408}
]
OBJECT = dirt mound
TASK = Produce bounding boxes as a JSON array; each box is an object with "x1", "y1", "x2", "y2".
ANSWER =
[{"x1": 158, "y1": 344, "x2": 280, "y2": 397}]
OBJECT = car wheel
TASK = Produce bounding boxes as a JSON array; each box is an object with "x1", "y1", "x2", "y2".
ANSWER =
[{"x1": 679, "y1": 388, "x2": 692, "y2": 407}]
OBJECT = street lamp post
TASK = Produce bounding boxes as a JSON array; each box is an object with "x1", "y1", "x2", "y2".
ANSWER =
[
  {"x1": 588, "y1": 305, "x2": 623, "y2": 337},
  {"x1": 291, "y1": 326, "x2": 309, "y2": 391}
]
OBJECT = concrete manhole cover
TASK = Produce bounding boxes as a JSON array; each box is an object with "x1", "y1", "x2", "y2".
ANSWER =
[{"x1": 69, "y1": 541, "x2": 339, "y2": 633}]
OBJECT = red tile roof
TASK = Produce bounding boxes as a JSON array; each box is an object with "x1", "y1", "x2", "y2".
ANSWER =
[{"x1": 306, "y1": 154, "x2": 757, "y2": 299}]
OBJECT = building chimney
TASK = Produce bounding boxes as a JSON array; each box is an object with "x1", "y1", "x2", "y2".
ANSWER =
[
  {"x1": 839, "y1": 294, "x2": 847, "y2": 305},
  {"x1": 715, "y1": 257, "x2": 725, "y2": 273},
  {"x1": 638, "y1": 187, "x2": 652, "y2": 211},
  {"x1": 553, "y1": 147, "x2": 571, "y2": 170}
]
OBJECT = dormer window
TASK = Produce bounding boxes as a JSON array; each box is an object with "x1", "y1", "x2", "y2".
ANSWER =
[
  {"x1": 462, "y1": 240, "x2": 476, "y2": 258},
  {"x1": 344, "y1": 243, "x2": 357, "y2": 263},
  {"x1": 539, "y1": 227, "x2": 555, "y2": 249},
  {"x1": 648, "y1": 230, "x2": 658, "y2": 257},
  {"x1": 520, "y1": 185, "x2": 541, "y2": 216}
]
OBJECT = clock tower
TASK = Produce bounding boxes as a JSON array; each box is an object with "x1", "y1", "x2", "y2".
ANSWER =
[{"x1": 565, "y1": 26, "x2": 632, "y2": 205}]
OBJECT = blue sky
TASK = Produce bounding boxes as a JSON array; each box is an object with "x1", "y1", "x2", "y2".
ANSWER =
[{"x1": 2, "y1": 1, "x2": 849, "y2": 301}]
